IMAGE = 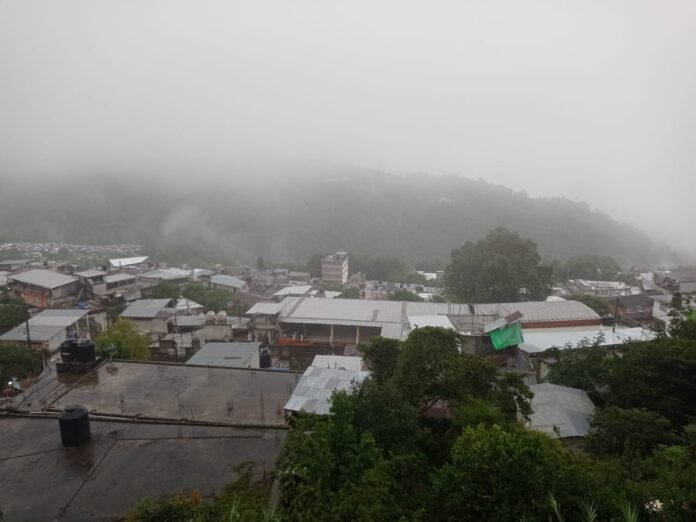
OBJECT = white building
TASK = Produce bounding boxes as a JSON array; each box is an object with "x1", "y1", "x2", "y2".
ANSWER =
[{"x1": 321, "y1": 252, "x2": 349, "y2": 285}]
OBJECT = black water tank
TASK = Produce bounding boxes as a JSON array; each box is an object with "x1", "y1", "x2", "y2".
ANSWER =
[
  {"x1": 60, "y1": 340, "x2": 78, "y2": 362},
  {"x1": 260, "y1": 348, "x2": 272, "y2": 369},
  {"x1": 74, "y1": 340, "x2": 96, "y2": 363},
  {"x1": 59, "y1": 405, "x2": 91, "y2": 446}
]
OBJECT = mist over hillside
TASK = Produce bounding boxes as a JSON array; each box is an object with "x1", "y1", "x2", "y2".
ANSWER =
[{"x1": 0, "y1": 168, "x2": 676, "y2": 267}]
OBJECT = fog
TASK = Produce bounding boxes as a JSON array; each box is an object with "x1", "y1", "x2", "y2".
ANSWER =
[{"x1": 1, "y1": 1, "x2": 695, "y2": 256}]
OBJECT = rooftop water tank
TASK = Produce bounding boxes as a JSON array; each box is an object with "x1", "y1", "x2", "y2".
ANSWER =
[
  {"x1": 216, "y1": 310, "x2": 227, "y2": 325},
  {"x1": 59, "y1": 405, "x2": 91, "y2": 446}
]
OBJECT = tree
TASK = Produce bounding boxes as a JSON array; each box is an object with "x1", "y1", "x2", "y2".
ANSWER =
[
  {"x1": 0, "y1": 293, "x2": 29, "y2": 334},
  {"x1": 95, "y1": 319, "x2": 150, "y2": 360},
  {"x1": 387, "y1": 289, "x2": 422, "y2": 302},
  {"x1": 566, "y1": 293, "x2": 612, "y2": 315},
  {"x1": 0, "y1": 343, "x2": 42, "y2": 384},
  {"x1": 585, "y1": 407, "x2": 681, "y2": 458},
  {"x1": 150, "y1": 281, "x2": 180, "y2": 300},
  {"x1": 546, "y1": 344, "x2": 611, "y2": 403},
  {"x1": 444, "y1": 227, "x2": 550, "y2": 303},
  {"x1": 181, "y1": 284, "x2": 232, "y2": 312},
  {"x1": 337, "y1": 287, "x2": 361, "y2": 299},
  {"x1": 433, "y1": 425, "x2": 590, "y2": 521},
  {"x1": 554, "y1": 255, "x2": 623, "y2": 282},
  {"x1": 277, "y1": 393, "x2": 399, "y2": 522},
  {"x1": 360, "y1": 337, "x2": 401, "y2": 384}
]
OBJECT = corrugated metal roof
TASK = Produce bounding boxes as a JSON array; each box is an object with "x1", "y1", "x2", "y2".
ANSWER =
[
  {"x1": 519, "y1": 327, "x2": 655, "y2": 354},
  {"x1": 407, "y1": 315, "x2": 455, "y2": 330},
  {"x1": 176, "y1": 298, "x2": 204, "y2": 311},
  {"x1": 7, "y1": 269, "x2": 78, "y2": 289},
  {"x1": 273, "y1": 285, "x2": 313, "y2": 297},
  {"x1": 0, "y1": 309, "x2": 87, "y2": 342},
  {"x1": 75, "y1": 269, "x2": 107, "y2": 278},
  {"x1": 248, "y1": 297, "x2": 598, "y2": 326},
  {"x1": 139, "y1": 268, "x2": 192, "y2": 280},
  {"x1": 527, "y1": 383, "x2": 595, "y2": 438},
  {"x1": 311, "y1": 355, "x2": 363, "y2": 371},
  {"x1": 284, "y1": 366, "x2": 369, "y2": 415},
  {"x1": 211, "y1": 274, "x2": 246, "y2": 289},
  {"x1": 120, "y1": 299, "x2": 174, "y2": 318},
  {"x1": 109, "y1": 256, "x2": 148, "y2": 268}
]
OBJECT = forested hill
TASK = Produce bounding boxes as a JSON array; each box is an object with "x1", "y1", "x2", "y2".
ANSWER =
[{"x1": 0, "y1": 169, "x2": 674, "y2": 266}]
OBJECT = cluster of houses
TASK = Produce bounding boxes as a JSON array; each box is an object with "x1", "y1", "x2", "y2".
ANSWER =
[
  {"x1": 555, "y1": 268, "x2": 696, "y2": 331},
  {"x1": 2, "y1": 247, "x2": 694, "y2": 519}
]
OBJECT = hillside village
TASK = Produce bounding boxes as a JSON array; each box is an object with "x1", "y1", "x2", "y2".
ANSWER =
[{"x1": 1, "y1": 236, "x2": 695, "y2": 519}]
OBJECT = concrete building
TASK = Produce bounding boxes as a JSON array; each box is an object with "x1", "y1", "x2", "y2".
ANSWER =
[
  {"x1": 119, "y1": 298, "x2": 176, "y2": 335},
  {"x1": 653, "y1": 270, "x2": 696, "y2": 294},
  {"x1": 186, "y1": 342, "x2": 261, "y2": 368},
  {"x1": 0, "y1": 309, "x2": 95, "y2": 352},
  {"x1": 321, "y1": 251, "x2": 349, "y2": 285},
  {"x1": 7, "y1": 269, "x2": 80, "y2": 307},
  {"x1": 1, "y1": 359, "x2": 300, "y2": 520},
  {"x1": 210, "y1": 274, "x2": 248, "y2": 292},
  {"x1": 246, "y1": 297, "x2": 601, "y2": 352},
  {"x1": 566, "y1": 279, "x2": 633, "y2": 297}
]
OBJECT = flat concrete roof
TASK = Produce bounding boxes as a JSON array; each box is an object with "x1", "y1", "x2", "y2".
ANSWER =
[
  {"x1": 14, "y1": 360, "x2": 300, "y2": 427},
  {"x1": 0, "y1": 415, "x2": 285, "y2": 521}
]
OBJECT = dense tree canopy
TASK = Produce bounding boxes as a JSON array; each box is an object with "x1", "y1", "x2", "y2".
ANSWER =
[
  {"x1": 0, "y1": 292, "x2": 29, "y2": 334},
  {"x1": 0, "y1": 343, "x2": 42, "y2": 384},
  {"x1": 444, "y1": 227, "x2": 551, "y2": 302},
  {"x1": 552, "y1": 254, "x2": 623, "y2": 282},
  {"x1": 95, "y1": 319, "x2": 150, "y2": 360},
  {"x1": 181, "y1": 283, "x2": 233, "y2": 312},
  {"x1": 149, "y1": 280, "x2": 181, "y2": 300}
]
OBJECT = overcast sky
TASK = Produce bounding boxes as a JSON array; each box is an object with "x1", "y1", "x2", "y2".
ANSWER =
[{"x1": 1, "y1": 1, "x2": 695, "y2": 254}]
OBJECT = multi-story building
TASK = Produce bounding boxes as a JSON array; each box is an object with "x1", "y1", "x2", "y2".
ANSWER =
[{"x1": 321, "y1": 251, "x2": 349, "y2": 285}]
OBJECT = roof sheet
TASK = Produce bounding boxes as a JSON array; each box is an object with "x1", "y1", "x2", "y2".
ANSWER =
[
  {"x1": 7, "y1": 269, "x2": 78, "y2": 289},
  {"x1": 139, "y1": 268, "x2": 192, "y2": 280},
  {"x1": 109, "y1": 256, "x2": 148, "y2": 268},
  {"x1": 120, "y1": 299, "x2": 174, "y2": 318},
  {"x1": 0, "y1": 309, "x2": 87, "y2": 341},
  {"x1": 74, "y1": 269, "x2": 107, "y2": 278},
  {"x1": 273, "y1": 285, "x2": 313, "y2": 297},
  {"x1": 187, "y1": 342, "x2": 261, "y2": 368},
  {"x1": 311, "y1": 355, "x2": 363, "y2": 371},
  {"x1": 407, "y1": 315, "x2": 455, "y2": 330},
  {"x1": 248, "y1": 297, "x2": 599, "y2": 326},
  {"x1": 211, "y1": 274, "x2": 246, "y2": 289},
  {"x1": 284, "y1": 366, "x2": 369, "y2": 414},
  {"x1": 519, "y1": 327, "x2": 655, "y2": 354},
  {"x1": 176, "y1": 298, "x2": 205, "y2": 311},
  {"x1": 527, "y1": 383, "x2": 595, "y2": 438}
]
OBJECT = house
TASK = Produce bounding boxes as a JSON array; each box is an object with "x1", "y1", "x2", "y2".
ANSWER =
[
  {"x1": 186, "y1": 342, "x2": 261, "y2": 368},
  {"x1": 119, "y1": 298, "x2": 176, "y2": 335},
  {"x1": 519, "y1": 326, "x2": 656, "y2": 381},
  {"x1": 653, "y1": 270, "x2": 696, "y2": 294},
  {"x1": 138, "y1": 267, "x2": 192, "y2": 284},
  {"x1": 7, "y1": 269, "x2": 80, "y2": 307},
  {"x1": 92, "y1": 272, "x2": 156, "y2": 304},
  {"x1": 566, "y1": 279, "x2": 633, "y2": 297},
  {"x1": 321, "y1": 251, "x2": 349, "y2": 285},
  {"x1": 310, "y1": 354, "x2": 363, "y2": 371},
  {"x1": 612, "y1": 294, "x2": 654, "y2": 323},
  {"x1": 527, "y1": 383, "x2": 595, "y2": 441},
  {"x1": 108, "y1": 256, "x2": 149, "y2": 270},
  {"x1": 0, "y1": 309, "x2": 92, "y2": 352},
  {"x1": 0, "y1": 259, "x2": 31, "y2": 271},
  {"x1": 210, "y1": 274, "x2": 248, "y2": 292},
  {"x1": 273, "y1": 285, "x2": 313, "y2": 300},
  {"x1": 1, "y1": 359, "x2": 301, "y2": 520},
  {"x1": 246, "y1": 297, "x2": 602, "y2": 349},
  {"x1": 176, "y1": 298, "x2": 205, "y2": 314},
  {"x1": 284, "y1": 365, "x2": 369, "y2": 415}
]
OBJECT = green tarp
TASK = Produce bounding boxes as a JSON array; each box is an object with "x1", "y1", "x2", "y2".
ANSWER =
[{"x1": 489, "y1": 322, "x2": 524, "y2": 350}]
